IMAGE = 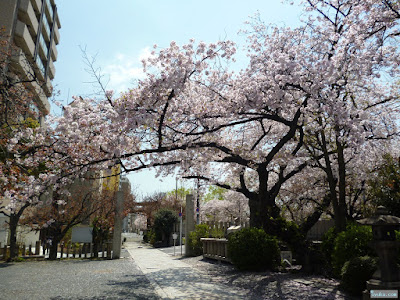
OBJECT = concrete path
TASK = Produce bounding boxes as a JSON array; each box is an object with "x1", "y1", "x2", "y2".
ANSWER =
[{"x1": 125, "y1": 242, "x2": 248, "y2": 299}]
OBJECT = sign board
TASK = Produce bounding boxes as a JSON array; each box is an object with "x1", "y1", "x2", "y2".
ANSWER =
[
  {"x1": 71, "y1": 226, "x2": 93, "y2": 243},
  {"x1": 172, "y1": 233, "x2": 178, "y2": 240}
]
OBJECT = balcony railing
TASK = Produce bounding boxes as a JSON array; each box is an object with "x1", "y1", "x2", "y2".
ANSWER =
[
  {"x1": 39, "y1": 34, "x2": 48, "y2": 56},
  {"x1": 42, "y1": 14, "x2": 51, "y2": 40},
  {"x1": 45, "y1": 0, "x2": 53, "y2": 21}
]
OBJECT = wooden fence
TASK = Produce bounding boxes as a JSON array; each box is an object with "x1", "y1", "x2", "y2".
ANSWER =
[
  {"x1": 202, "y1": 221, "x2": 249, "y2": 235},
  {"x1": 306, "y1": 219, "x2": 335, "y2": 240},
  {"x1": 0, "y1": 241, "x2": 114, "y2": 260}
]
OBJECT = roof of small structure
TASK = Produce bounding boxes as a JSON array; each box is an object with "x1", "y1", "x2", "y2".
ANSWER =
[{"x1": 358, "y1": 206, "x2": 400, "y2": 226}]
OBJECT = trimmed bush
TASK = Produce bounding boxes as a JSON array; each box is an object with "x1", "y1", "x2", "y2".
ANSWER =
[
  {"x1": 265, "y1": 217, "x2": 304, "y2": 250},
  {"x1": 321, "y1": 226, "x2": 338, "y2": 265},
  {"x1": 331, "y1": 223, "x2": 374, "y2": 276},
  {"x1": 153, "y1": 209, "x2": 178, "y2": 246},
  {"x1": 264, "y1": 217, "x2": 307, "y2": 264},
  {"x1": 143, "y1": 229, "x2": 156, "y2": 245},
  {"x1": 188, "y1": 224, "x2": 210, "y2": 256},
  {"x1": 341, "y1": 256, "x2": 377, "y2": 295},
  {"x1": 228, "y1": 228, "x2": 280, "y2": 271}
]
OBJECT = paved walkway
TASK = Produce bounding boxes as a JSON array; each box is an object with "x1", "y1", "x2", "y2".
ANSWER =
[{"x1": 125, "y1": 242, "x2": 248, "y2": 299}]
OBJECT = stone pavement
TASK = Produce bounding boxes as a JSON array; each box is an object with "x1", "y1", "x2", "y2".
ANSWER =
[
  {"x1": 126, "y1": 242, "x2": 355, "y2": 300},
  {"x1": 126, "y1": 241, "x2": 248, "y2": 299}
]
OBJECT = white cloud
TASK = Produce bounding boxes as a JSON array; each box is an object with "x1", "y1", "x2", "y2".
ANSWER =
[{"x1": 103, "y1": 47, "x2": 152, "y2": 94}]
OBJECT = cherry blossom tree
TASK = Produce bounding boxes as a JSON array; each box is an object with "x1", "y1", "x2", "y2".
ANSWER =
[
  {"x1": 51, "y1": 0, "x2": 399, "y2": 233},
  {"x1": 297, "y1": 0, "x2": 400, "y2": 231},
  {"x1": 0, "y1": 29, "x2": 59, "y2": 259},
  {"x1": 202, "y1": 189, "x2": 249, "y2": 223},
  {"x1": 134, "y1": 214, "x2": 147, "y2": 231},
  {"x1": 3, "y1": 0, "x2": 400, "y2": 250}
]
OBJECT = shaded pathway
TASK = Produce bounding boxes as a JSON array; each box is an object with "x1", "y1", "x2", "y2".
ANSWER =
[{"x1": 126, "y1": 242, "x2": 248, "y2": 299}]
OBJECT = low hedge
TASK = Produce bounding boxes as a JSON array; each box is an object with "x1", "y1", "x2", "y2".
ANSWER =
[{"x1": 228, "y1": 227, "x2": 280, "y2": 271}]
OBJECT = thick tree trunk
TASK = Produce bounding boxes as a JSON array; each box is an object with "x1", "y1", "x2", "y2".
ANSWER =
[
  {"x1": 335, "y1": 138, "x2": 347, "y2": 232},
  {"x1": 248, "y1": 193, "x2": 280, "y2": 229},
  {"x1": 8, "y1": 215, "x2": 18, "y2": 261},
  {"x1": 300, "y1": 194, "x2": 331, "y2": 236},
  {"x1": 48, "y1": 224, "x2": 63, "y2": 260},
  {"x1": 92, "y1": 228, "x2": 99, "y2": 258},
  {"x1": 7, "y1": 204, "x2": 30, "y2": 261},
  {"x1": 320, "y1": 129, "x2": 347, "y2": 233},
  {"x1": 248, "y1": 166, "x2": 280, "y2": 229},
  {"x1": 48, "y1": 239, "x2": 59, "y2": 260}
]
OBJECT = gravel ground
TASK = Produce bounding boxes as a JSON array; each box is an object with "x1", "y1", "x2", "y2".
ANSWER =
[
  {"x1": 179, "y1": 256, "x2": 360, "y2": 300},
  {"x1": 0, "y1": 249, "x2": 159, "y2": 300}
]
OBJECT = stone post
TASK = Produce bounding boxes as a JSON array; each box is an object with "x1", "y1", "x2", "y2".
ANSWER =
[
  {"x1": 112, "y1": 190, "x2": 124, "y2": 259},
  {"x1": 358, "y1": 206, "x2": 400, "y2": 299},
  {"x1": 185, "y1": 194, "x2": 195, "y2": 256},
  {"x1": 35, "y1": 241, "x2": 40, "y2": 255}
]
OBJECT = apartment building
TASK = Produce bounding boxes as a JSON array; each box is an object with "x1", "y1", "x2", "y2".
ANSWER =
[
  {"x1": 0, "y1": 0, "x2": 60, "y2": 248},
  {"x1": 0, "y1": 0, "x2": 61, "y2": 121}
]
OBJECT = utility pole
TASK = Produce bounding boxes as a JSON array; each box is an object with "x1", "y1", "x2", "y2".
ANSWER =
[
  {"x1": 196, "y1": 177, "x2": 200, "y2": 225},
  {"x1": 176, "y1": 178, "x2": 183, "y2": 255},
  {"x1": 185, "y1": 194, "x2": 195, "y2": 256}
]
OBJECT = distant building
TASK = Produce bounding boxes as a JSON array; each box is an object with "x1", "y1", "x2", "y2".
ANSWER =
[{"x1": 0, "y1": 0, "x2": 61, "y2": 123}]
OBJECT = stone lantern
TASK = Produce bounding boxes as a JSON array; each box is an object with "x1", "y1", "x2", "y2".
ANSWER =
[{"x1": 358, "y1": 206, "x2": 400, "y2": 299}]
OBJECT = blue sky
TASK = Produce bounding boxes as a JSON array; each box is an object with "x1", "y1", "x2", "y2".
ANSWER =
[{"x1": 53, "y1": 0, "x2": 303, "y2": 199}]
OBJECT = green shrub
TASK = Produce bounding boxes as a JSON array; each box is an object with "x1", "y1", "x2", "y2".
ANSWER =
[
  {"x1": 321, "y1": 226, "x2": 338, "y2": 265},
  {"x1": 143, "y1": 229, "x2": 156, "y2": 245},
  {"x1": 188, "y1": 224, "x2": 210, "y2": 256},
  {"x1": 332, "y1": 223, "x2": 374, "y2": 276},
  {"x1": 153, "y1": 209, "x2": 178, "y2": 246},
  {"x1": 264, "y1": 217, "x2": 308, "y2": 266},
  {"x1": 228, "y1": 228, "x2": 280, "y2": 271},
  {"x1": 341, "y1": 256, "x2": 377, "y2": 295},
  {"x1": 210, "y1": 227, "x2": 225, "y2": 238},
  {"x1": 265, "y1": 217, "x2": 303, "y2": 249}
]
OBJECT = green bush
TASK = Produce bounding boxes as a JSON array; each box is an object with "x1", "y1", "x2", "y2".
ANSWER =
[
  {"x1": 153, "y1": 209, "x2": 178, "y2": 246},
  {"x1": 143, "y1": 229, "x2": 156, "y2": 245},
  {"x1": 187, "y1": 224, "x2": 226, "y2": 256},
  {"x1": 264, "y1": 217, "x2": 303, "y2": 249},
  {"x1": 341, "y1": 256, "x2": 377, "y2": 295},
  {"x1": 332, "y1": 223, "x2": 374, "y2": 276},
  {"x1": 228, "y1": 228, "x2": 280, "y2": 271},
  {"x1": 210, "y1": 227, "x2": 225, "y2": 238},
  {"x1": 188, "y1": 224, "x2": 210, "y2": 256},
  {"x1": 321, "y1": 226, "x2": 338, "y2": 265}
]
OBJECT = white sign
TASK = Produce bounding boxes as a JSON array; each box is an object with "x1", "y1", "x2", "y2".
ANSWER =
[{"x1": 172, "y1": 233, "x2": 178, "y2": 240}]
